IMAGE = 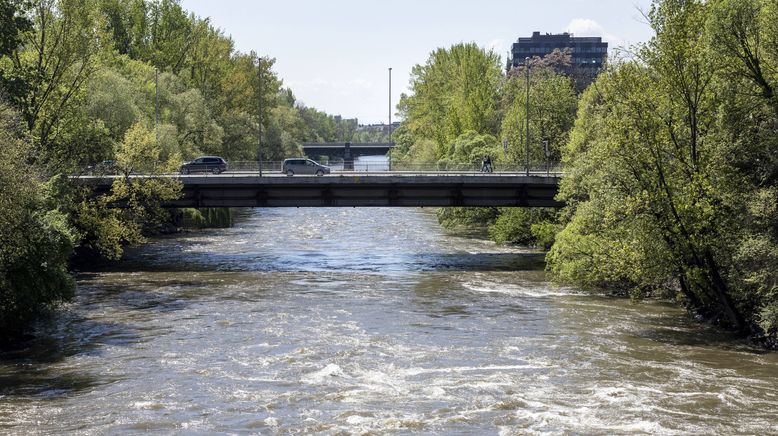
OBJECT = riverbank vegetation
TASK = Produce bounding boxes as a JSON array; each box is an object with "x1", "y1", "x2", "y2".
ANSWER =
[
  {"x1": 394, "y1": 43, "x2": 575, "y2": 248},
  {"x1": 551, "y1": 0, "x2": 778, "y2": 345},
  {"x1": 0, "y1": 0, "x2": 374, "y2": 341},
  {"x1": 398, "y1": 0, "x2": 778, "y2": 345}
]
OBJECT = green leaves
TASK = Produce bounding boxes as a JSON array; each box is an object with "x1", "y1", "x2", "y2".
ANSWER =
[
  {"x1": 0, "y1": 100, "x2": 76, "y2": 339},
  {"x1": 400, "y1": 43, "x2": 502, "y2": 154},
  {"x1": 549, "y1": 0, "x2": 778, "y2": 338}
]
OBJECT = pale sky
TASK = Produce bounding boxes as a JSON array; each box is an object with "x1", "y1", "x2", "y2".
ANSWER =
[{"x1": 180, "y1": 0, "x2": 655, "y2": 124}]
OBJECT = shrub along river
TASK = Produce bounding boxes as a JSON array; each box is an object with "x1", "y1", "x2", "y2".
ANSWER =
[{"x1": 1, "y1": 208, "x2": 777, "y2": 434}]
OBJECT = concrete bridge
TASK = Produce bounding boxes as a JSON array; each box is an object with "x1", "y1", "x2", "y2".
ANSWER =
[
  {"x1": 79, "y1": 173, "x2": 563, "y2": 208},
  {"x1": 302, "y1": 142, "x2": 395, "y2": 160}
]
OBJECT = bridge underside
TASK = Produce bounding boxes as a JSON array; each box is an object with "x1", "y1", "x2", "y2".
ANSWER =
[
  {"x1": 174, "y1": 176, "x2": 560, "y2": 208},
  {"x1": 82, "y1": 175, "x2": 563, "y2": 208}
]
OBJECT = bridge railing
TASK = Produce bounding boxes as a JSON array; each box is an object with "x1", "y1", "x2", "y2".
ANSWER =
[
  {"x1": 74, "y1": 161, "x2": 563, "y2": 178},
  {"x1": 225, "y1": 161, "x2": 562, "y2": 176}
]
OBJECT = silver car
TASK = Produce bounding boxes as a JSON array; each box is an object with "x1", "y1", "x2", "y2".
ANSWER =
[{"x1": 282, "y1": 158, "x2": 331, "y2": 176}]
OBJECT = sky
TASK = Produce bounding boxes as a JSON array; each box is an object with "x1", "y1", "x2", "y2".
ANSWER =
[{"x1": 180, "y1": 0, "x2": 655, "y2": 125}]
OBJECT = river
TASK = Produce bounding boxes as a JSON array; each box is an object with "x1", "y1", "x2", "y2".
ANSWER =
[{"x1": 2, "y1": 207, "x2": 777, "y2": 434}]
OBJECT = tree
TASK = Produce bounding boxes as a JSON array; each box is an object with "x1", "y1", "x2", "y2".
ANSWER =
[
  {"x1": 0, "y1": 100, "x2": 76, "y2": 341},
  {"x1": 74, "y1": 122, "x2": 181, "y2": 259},
  {"x1": 0, "y1": 0, "x2": 32, "y2": 102},
  {"x1": 399, "y1": 43, "x2": 502, "y2": 155},
  {"x1": 9, "y1": 0, "x2": 107, "y2": 170},
  {"x1": 501, "y1": 53, "x2": 578, "y2": 169},
  {"x1": 549, "y1": 0, "x2": 778, "y2": 340}
]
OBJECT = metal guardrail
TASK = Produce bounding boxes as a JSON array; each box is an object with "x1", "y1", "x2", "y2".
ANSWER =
[
  {"x1": 76, "y1": 161, "x2": 563, "y2": 178},
  {"x1": 228, "y1": 161, "x2": 563, "y2": 175}
]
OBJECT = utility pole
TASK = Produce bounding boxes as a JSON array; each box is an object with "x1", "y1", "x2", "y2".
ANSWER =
[
  {"x1": 388, "y1": 67, "x2": 393, "y2": 140},
  {"x1": 389, "y1": 67, "x2": 393, "y2": 171},
  {"x1": 258, "y1": 56, "x2": 263, "y2": 177},
  {"x1": 155, "y1": 67, "x2": 159, "y2": 145},
  {"x1": 525, "y1": 57, "x2": 530, "y2": 177}
]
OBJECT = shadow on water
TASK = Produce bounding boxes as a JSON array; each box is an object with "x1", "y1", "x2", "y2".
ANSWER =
[
  {"x1": 105, "y1": 252, "x2": 547, "y2": 274},
  {"x1": 78, "y1": 274, "x2": 206, "y2": 312},
  {"x1": 0, "y1": 273, "x2": 201, "y2": 399},
  {"x1": 0, "y1": 316, "x2": 138, "y2": 398},
  {"x1": 630, "y1": 315, "x2": 758, "y2": 352}
]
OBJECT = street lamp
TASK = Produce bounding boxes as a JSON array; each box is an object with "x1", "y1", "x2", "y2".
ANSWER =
[
  {"x1": 525, "y1": 57, "x2": 530, "y2": 176},
  {"x1": 388, "y1": 67, "x2": 393, "y2": 141},
  {"x1": 155, "y1": 66, "x2": 159, "y2": 145},
  {"x1": 257, "y1": 55, "x2": 263, "y2": 177},
  {"x1": 389, "y1": 67, "x2": 393, "y2": 171}
]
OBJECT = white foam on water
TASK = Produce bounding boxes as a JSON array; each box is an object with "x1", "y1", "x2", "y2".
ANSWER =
[
  {"x1": 302, "y1": 363, "x2": 347, "y2": 384},
  {"x1": 132, "y1": 401, "x2": 165, "y2": 411},
  {"x1": 402, "y1": 364, "x2": 545, "y2": 377},
  {"x1": 462, "y1": 281, "x2": 580, "y2": 298}
]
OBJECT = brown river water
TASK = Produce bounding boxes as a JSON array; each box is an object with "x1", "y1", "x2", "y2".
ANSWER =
[{"x1": 1, "y1": 207, "x2": 777, "y2": 434}]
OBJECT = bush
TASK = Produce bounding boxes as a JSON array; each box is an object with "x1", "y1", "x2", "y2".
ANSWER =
[
  {"x1": 0, "y1": 102, "x2": 77, "y2": 341},
  {"x1": 488, "y1": 208, "x2": 557, "y2": 246}
]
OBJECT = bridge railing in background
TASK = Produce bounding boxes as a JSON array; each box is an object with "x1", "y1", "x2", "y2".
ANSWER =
[
  {"x1": 225, "y1": 161, "x2": 563, "y2": 176},
  {"x1": 74, "y1": 161, "x2": 563, "y2": 178}
]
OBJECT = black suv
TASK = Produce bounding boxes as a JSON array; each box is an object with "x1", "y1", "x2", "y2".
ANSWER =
[{"x1": 180, "y1": 156, "x2": 228, "y2": 174}]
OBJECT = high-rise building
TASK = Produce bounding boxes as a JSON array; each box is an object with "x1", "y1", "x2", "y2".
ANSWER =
[{"x1": 507, "y1": 32, "x2": 608, "y2": 89}]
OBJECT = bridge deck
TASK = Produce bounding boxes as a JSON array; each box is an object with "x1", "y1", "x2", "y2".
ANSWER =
[{"x1": 79, "y1": 173, "x2": 563, "y2": 208}]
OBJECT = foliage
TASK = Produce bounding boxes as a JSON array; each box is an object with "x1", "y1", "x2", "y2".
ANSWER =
[
  {"x1": 398, "y1": 43, "x2": 502, "y2": 155},
  {"x1": 78, "y1": 123, "x2": 181, "y2": 259},
  {"x1": 549, "y1": 0, "x2": 778, "y2": 340},
  {"x1": 447, "y1": 131, "x2": 502, "y2": 164},
  {"x1": 502, "y1": 55, "x2": 578, "y2": 168},
  {"x1": 0, "y1": 100, "x2": 76, "y2": 340},
  {"x1": 0, "y1": 0, "x2": 32, "y2": 103},
  {"x1": 437, "y1": 207, "x2": 500, "y2": 231},
  {"x1": 175, "y1": 208, "x2": 233, "y2": 229},
  {"x1": 9, "y1": 0, "x2": 109, "y2": 170},
  {"x1": 488, "y1": 208, "x2": 557, "y2": 246}
]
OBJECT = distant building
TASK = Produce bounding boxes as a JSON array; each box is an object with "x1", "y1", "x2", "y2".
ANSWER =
[{"x1": 507, "y1": 32, "x2": 608, "y2": 90}]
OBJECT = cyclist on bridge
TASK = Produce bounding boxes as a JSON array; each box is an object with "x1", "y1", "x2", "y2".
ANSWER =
[{"x1": 481, "y1": 155, "x2": 493, "y2": 173}]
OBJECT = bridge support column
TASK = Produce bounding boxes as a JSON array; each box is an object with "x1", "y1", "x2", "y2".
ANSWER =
[
  {"x1": 516, "y1": 186, "x2": 528, "y2": 207},
  {"x1": 322, "y1": 187, "x2": 334, "y2": 207},
  {"x1": 451, "y1": 185, "x2": 465, "y2": 207},
  {"x1": 256, "y1": 189, "x2": 268, "y2": 207},
  {"x1": 388, "y1": 185, "x2": 399, "y2": 206}
]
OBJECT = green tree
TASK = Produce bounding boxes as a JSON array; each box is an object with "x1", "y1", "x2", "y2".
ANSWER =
[
  {"x1": 8, "y1": 0, "x2": 108, "y2": 170},
  {"x1": 0, "y1": 0, "x2": 32, "y2": 102},
  {"x1": 489, "y1": 208, "x2": 558, "y2": 246},
  {"x1": 0, "y1": 100, "x2": 76, "y2": 341},
  {"x1": 501, "y1": 54, "x2": 578, "y2": 169},
  {"x1": 549, "y1": 0, "x2": 778, "y2": 339},
  {"x1": 74, "y1": 122, "x2": 181, "y2": 259},
  {"x1": 399, "y1": 43, "x2": 502, "y2": 156}
]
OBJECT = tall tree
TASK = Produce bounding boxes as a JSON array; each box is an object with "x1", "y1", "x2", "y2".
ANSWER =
[
  {"x1": 550, "y1": 0, "x2": 778, "y2": 340},
  {"x1": 501, "y1": 52, "x2": 578, "y2": 168},
  {"x1": 9, "y1": 0, "x2": 107, "y2": 168},
  {"x1": 399, "y1": 43, "x2": 502, "y2": 157},
  {"x1": 0, "y1": 99, "x2": 76, "y2": 341}
]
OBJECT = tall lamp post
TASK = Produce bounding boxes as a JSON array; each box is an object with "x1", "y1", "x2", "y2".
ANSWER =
[
  {"x1": 388, "y1": 67, "x2": 393, "y2": 139},
  {"x1": 258, "y1": 55, "x2": 263, "y2": 177},
  {"x1": 154, "y1": 67, "x2": 161, "y2": 177},
  {"x1": 525, "y1": 57, "x2": 530, "y2": 176},
  {"x1": 389, "y1": 67, "x2": 393, "y2": 170}
]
